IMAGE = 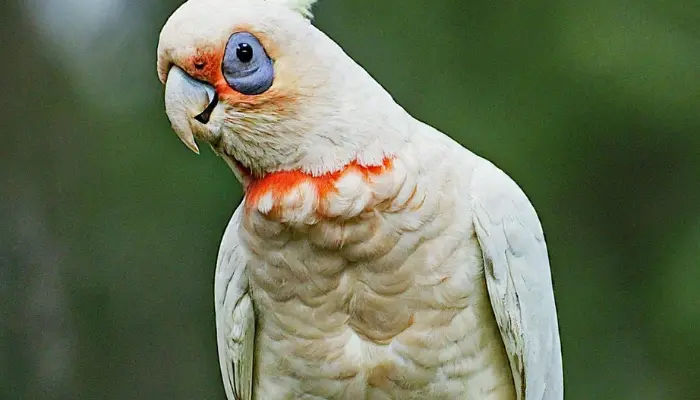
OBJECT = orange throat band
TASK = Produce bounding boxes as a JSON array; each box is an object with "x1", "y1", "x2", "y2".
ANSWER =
[{"x1": 244, "y1": 157, "x2": 394, "y2": 216}]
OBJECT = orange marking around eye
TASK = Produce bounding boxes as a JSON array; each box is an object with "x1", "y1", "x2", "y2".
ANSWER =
[
  {"x1": 182, "y1": 28, "x2": 295, "y2": 112},
  {"x1": 245, "y1": 158, "x2": 394, "y2": 213}
]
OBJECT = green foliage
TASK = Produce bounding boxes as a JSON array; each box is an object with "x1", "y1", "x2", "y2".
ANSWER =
[{"x1": 1, "y1": 0, "x2": 698, "y2": 398}]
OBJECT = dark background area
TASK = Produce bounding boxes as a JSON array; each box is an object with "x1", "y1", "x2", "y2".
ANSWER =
[{"x1": 2, "y1": 0, "x2": 699, "y2": 399}]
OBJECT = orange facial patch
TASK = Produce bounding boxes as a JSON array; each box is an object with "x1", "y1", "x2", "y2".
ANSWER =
[
  {"x1": 182, "y1": 27, "x2": 295, "y2": 112},
  {"x1": 245, "y1": 158, "x2": 394, "y2": 215}
]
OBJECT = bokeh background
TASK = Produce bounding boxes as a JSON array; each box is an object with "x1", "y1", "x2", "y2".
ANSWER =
[{"x1": 2, "y1": 0, "x2": 699, "y2": 399}]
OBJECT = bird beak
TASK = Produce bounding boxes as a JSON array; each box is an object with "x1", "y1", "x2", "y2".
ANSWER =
[{"x1": 163, "y1": 66, "x2": 218, "y2": 154}]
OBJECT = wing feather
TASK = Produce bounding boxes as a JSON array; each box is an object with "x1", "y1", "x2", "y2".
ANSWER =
[
  {"x1": 470, "y1": 162, "x2": 563, "y2": 400},
  {"x1": 214, "y1": 206, "x2": 255, "y2": 400}
]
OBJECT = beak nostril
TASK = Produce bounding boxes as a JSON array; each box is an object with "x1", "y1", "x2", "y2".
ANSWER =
[{"x1": 194, "y1": 92, "x2": 219, "y2": 124}]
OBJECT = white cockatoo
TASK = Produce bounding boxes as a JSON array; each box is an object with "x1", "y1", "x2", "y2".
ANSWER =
[{"x1": 157, "y1": 0, "x2": 563, "y2": 398}]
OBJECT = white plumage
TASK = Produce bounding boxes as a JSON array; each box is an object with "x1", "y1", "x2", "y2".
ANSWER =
[{"x1": 157, "y1": 1, "x2": 563, "y2": 398}]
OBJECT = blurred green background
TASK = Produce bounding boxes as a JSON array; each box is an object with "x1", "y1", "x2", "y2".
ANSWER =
[{"x1": 2, "y1": 0, "x2": 699, "y2": 399}]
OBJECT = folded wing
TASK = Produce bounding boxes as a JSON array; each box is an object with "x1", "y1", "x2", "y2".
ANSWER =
[
  {"x1": 471, "y1": 162, "x2": 563, "y2": 400},
  {"x1": 215, "y1": 207, "x2": 255, "y2": 400}
]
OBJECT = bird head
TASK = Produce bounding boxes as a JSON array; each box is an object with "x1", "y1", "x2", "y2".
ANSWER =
[{"x1": 157, "y1": 0, "x2": 409, "y2": 184}]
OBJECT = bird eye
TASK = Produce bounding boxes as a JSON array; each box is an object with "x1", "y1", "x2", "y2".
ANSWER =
[
  {"x1": 236, "y1": 43, "x2": 254, "y2": 63},
  {"x1": 222, "y1": 32, "x2": 274, "y2": 95}
]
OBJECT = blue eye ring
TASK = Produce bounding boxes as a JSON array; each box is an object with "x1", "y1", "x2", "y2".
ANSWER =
[{"x1": 222, "y1": 32, "x2": 274, "y2": 95}]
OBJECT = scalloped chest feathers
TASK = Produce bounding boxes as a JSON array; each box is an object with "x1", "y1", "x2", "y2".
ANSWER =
[{"x1": 240, "y1": 156, "x2": 515, "y2": 399}]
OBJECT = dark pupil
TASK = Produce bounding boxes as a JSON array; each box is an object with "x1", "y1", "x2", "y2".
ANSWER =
[{"x1": 236, "y1": 43, "x2": 254, "y2": 63}]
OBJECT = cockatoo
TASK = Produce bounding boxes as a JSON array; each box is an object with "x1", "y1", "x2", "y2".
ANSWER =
[{"x1": 157, "y1": 0, "x2": 563, "y2": 399}]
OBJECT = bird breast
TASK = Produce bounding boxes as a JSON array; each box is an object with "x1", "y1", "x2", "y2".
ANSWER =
[
  {"x1": 240, "y1": 152, "x2": 514, "y2": 398},
  {"x1": 241, "y1": 155, "x2": 427, "y2": 343}
]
